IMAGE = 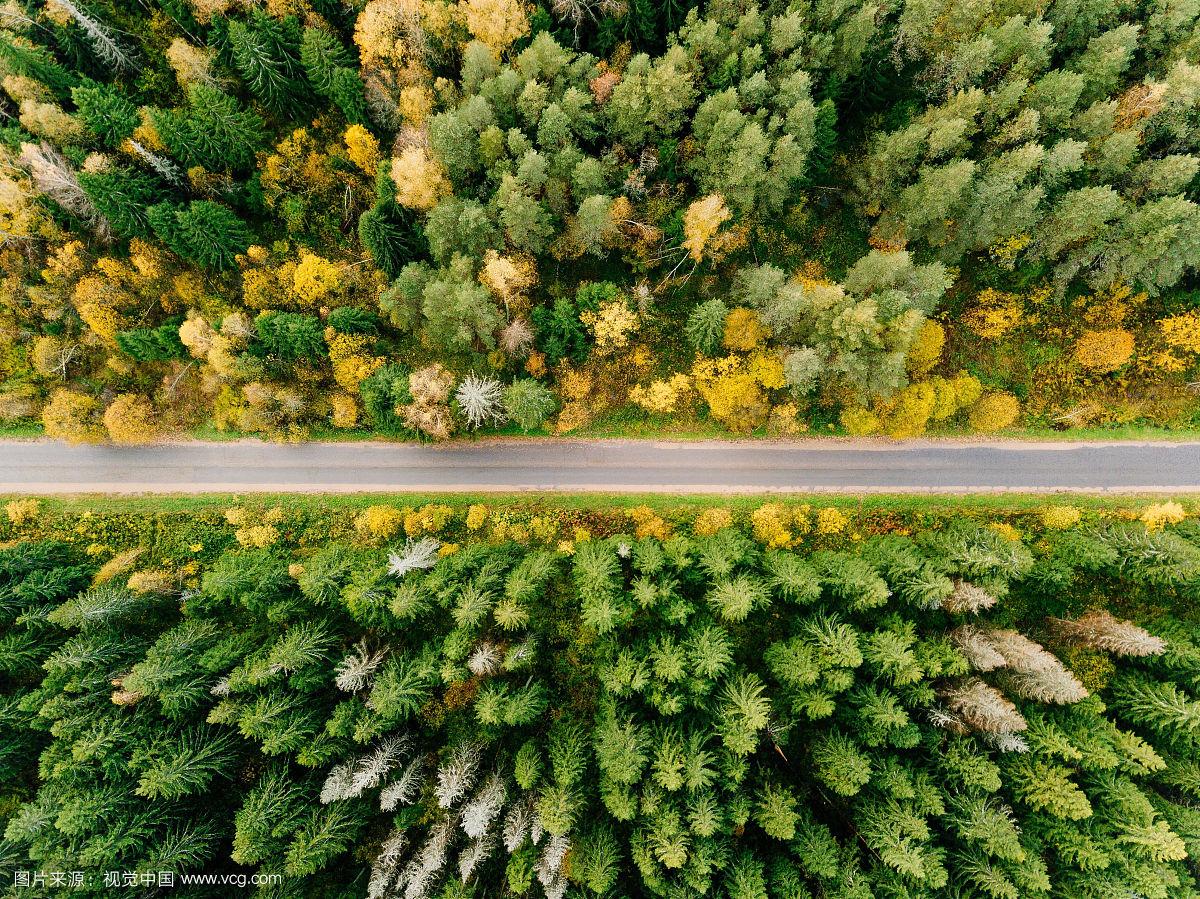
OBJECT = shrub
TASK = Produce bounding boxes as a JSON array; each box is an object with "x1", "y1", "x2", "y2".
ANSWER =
[{"x1": 968, "y1": 392, "x2": 1020, "y2": 432}]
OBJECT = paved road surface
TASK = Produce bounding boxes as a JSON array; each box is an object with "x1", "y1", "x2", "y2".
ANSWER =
[{"x1": 1, "y1": 438, "x2": 1199, "y2": 494}]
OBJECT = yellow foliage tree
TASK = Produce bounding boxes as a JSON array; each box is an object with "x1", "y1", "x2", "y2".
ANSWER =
[
  {"x1": 692, "y1": 356, "x2": 769, "y2": 432},
  {"x1": 961, "y1": 289, "x2": 1024, "y2": 339},
  {"x1": 906, "y1": 319, "x2": 945, "y2": 377},
  {"x1": 1159, "y1": 310, "x2": 1200, "y2": 354},
  {"x1": 682, "y1": 194, "x2": 731, "y2": 262},
  {"x1": 392, "y1": 146, "x2": 450, "y2": 211},
  {"x1": 344, "y1": 124, "x2": 381, "y2": 175},
  {"x1": 581, "y1": 300, "x2": 638, "y2": 355},
  {"x1": 693, "y1": 507, "x2": 733, "y2": 536},
  {"x1": 293, "y1": 252, "x2": 341, "y2": 305},
  {"x1": 42, "y1": 388, "x2": 103, "y2": 443},
  {"x1": 356, "y1": 504, "x2": 405, "y2": 539},
  {"x1": 459, "y1": 0, "x2": 529, "y2": 53},
  {"x1": 326, "y1": 328, "x2": 385, "y2": 392},
  {"x1": 723, "y1": 308, "x2": 767, "y2": 351},
  {"x1": 103, "y1": 394, "x2": 159, "y2": 444}
]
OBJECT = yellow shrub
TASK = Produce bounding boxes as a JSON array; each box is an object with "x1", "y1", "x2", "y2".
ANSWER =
[
  {"x1": 723, "y1": 308, "x2": 768, "y2": 351},
  {"x1": 627, "y1": 505, "x2": 671, "y2": 540},
  {"x1": 5, "y1": 498, "x2": 40, "y2": 525},
  {"x1": 882, "y1": 382, "x2": 937, "y2": 438},
  {"x1": 356, "y1": 504, "x2": 404, "y2": 539},
  {"x1": 581, "y1": 300, "x2": 638, "y2": 355},
  {"x1": 405, "y1": 503, "x2": 453, "y2": 536},
  {"x1": 326, "y1": 329, "x2": 384, "y2": 392},
  {"x1": 1158, "y1": 310, "x2": 1200, "y2": 354},
  {"x1": 768, "y1": 403, "x2": 803, "y2": 436},
  {"x1": 630, "y1": 374, "x2": 692, "y2": 414},
  {"x1": 92, "y1": 547, "x2": 144, "y2": 585},
  {"x1": 1040, "y1": 505, "x2": 1082, "y2": 530},
  {"x1": 42, "y1": 389, "x2": 103, "y2": 443},
  {"x1": 224, "y1": 507, "x2": 247, "y2": 527},
  {"x1": 1074, "y1": 328, "x2": 1134, "y2": 372},
  {"x1": 968, "y1": 392, "x2": 1020, "y2": 432},
  {"x1": 751, "y1": 503, "x2": 793, "y2": 548},
  {"x1": 343, "y1": 124, "x2": 380, "y2": 175},
  {"x1": 330, "y1": 392, "x2": 360, "y2": 429},
  {"x1": 693, "y1": 507, "x2": 733, "y2": 537},
  {"x1": 748, "y1": 351, "x2": 786, "y2": 389},
  {"x1": 236, "y1": 525, "x2": 279, "y2": 548},
  {"x1": 1141, "y1": 501, "x2": 1186, "y2": 531},
  {"x1": 127, "y1": 569, "x2": 176, "y2": 594},
  {"x1": 466, "y1": 504, "x2": 489, "y2": 530},
  {"x1": 840, "y1": 406, "x2": 879, "y2": 436},
  {"x1": 103, "y1": 394, "x2": 159, "y2": 444},
  {"x1": 815, "y1": 507, "x2": 849, "y2": 535},
  {"x1": 989, "y1": 522, "x2": 1022, "y2": 542},
  {"x1": 906, "y1": 319, "x2": 945, "y2": 377},
  {"x1": 962, "y1": 289, "x2": 1023, "y2": 339}
]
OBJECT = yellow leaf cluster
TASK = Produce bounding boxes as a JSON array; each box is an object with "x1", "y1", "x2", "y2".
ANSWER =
[
  {"x1": 42, "y1": 388, "x2": 103, "y2": 443},
  {"x1": 458, "y1": 0, "x2": 529, "y2": 53},
  {"x1": 466, "y1": 503, "x2": 489, "y2": 530},
  {"x1": 1140, "y1": 501, "x2": 1186, "y2": 531},
  {"x1": 691, "y1": 354, "x2": 769, "y2": 432},
  {"x1": 962, "y1": 288, "x2": 1024, "y2": 339},
  {"x1": 693, "y1": 507, "x2": 733, "y2": 537},
  {"x1": 1040, "y1": 505, "x2": 1082, "y2": 530},
  {"x1": 815, "y1": 507, "x2": 849, "y2": 535},
  {"x1": 629, "y1": 373, "x2": 692, "y2": 414},
  {"x1": 627, "y1": 505, "x2": 671, "y2": 540},
  {"x1": 326, "y1": 328, "x2": 385, "y2": 392},
  {"x1": 750, "y1": 503, "x2": 809, "y2": 548},
  {"x1": 722, "y1": 308, "x2": 768, "y2": 352},
  {"x1": 682, "y1": 194, "x2": 731, "y2": 262},
  {"x1": 103, "y1": 394, "x2": 159, "y2": 444},
  {"x1": 967, "y1": 391, "x2": 1020, "y2": 432},
  {"x1": 355, "y1": 504, "x2": 405, "y2": 539},
  {"x1": 293, "y1": 253, "x2": 341, "y2": 305},
  {"x1": 330, "y1": 392, "x2": 360, "y2": 428},
  {"x1": 392, "y1": 146, "x2": 450, "y2": 211},
  {"x1": 906, "y1": 319, "x2": 945, "y2": 377},
  {"x1": 1159, "y1": 310, "x2": 1200, "y2": 354},
  {"x1": 1074, "y1": 328, "x2": 1135, "y2": 372},
  {"x1": 5, "y1": 498, "x2": 40, "y2": 525},
  {"x1": 405, "y1": 503, "x2": 453, "y2": 535},
  {"x1": 344, "y1": 124, "x2": 381, "y2": 176},
  {"x1": 581, "y1": 300, "x2": 639, "y2": 355},
  {"x1": 480, "y1": 250, "x2": 536, "y2": 308}
]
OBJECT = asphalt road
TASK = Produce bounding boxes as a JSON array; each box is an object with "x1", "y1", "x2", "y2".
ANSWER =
[{"x1": 1, "y1": 438, "x2": 1200, "y2": 494}]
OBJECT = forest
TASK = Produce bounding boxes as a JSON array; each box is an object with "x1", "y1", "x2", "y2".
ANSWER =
[
  {"x1": 3, "y1": 0, "x2": 1200, "y2": 439},
  {"x1": 1, "y1": 495, "x2": 1200, "y2": 896}
]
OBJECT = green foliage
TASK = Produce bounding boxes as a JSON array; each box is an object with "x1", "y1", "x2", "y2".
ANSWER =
[{"x1": 147, "y1": 201, "x2": 252, "y2": 270}]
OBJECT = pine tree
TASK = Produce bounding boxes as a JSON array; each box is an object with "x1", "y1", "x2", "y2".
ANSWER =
[
  {"x1": 300, "y1": 27, "x2": 367, "y2": 123},
  {"x1": 227, "y1": 11, "x2": 311, "y2": 116},
  {"x1": 71, "y1": 82, "x2": 138, "y2": 146},
  {"x1": 151, "y1": 85, "x2": 265, "y2": 172},
  {"x1": 147, "y1": 201, "x2": 252, "y2": 270}
]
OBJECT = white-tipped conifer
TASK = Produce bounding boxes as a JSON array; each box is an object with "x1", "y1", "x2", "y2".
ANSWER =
[
  {"x1": 389, "y1": 537, "x2": 441, "y2": 578},
  {"x1": 335, "y1": 639, "x2": 389, "y2": 692},
  {"x1": 436, "y1": 742, "x2": 482, "y2": 808}
]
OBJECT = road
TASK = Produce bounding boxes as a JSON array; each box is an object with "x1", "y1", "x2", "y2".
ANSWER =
[{"x1": 1, "y1": 438, "x2": 1200, "y2": 494}]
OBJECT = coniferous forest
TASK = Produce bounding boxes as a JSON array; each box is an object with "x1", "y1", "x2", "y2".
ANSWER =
[
  {"x1": 7, "y1": 0, "x2": 1200, "y2": 439},
  {"x1": 2, "y1": 497, "x2": 1200, "y2": 896}
]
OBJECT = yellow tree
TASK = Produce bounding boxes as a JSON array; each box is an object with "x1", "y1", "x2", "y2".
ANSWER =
[
  {"x1": 682, "y1": 194, "x2": 731, "y2": 262},
  {"x1": 103, "y1": 393, "x2": 160, "y2": 444},
  {"x1": 391, "y1": 146, "x2": 450, "y2": 211},
  {"x1": 458, "y1": 0, "x2": 529, "y2": 54},
  {"x1": 42, "y1": 388, "x2": 104, "y2": 443}
]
